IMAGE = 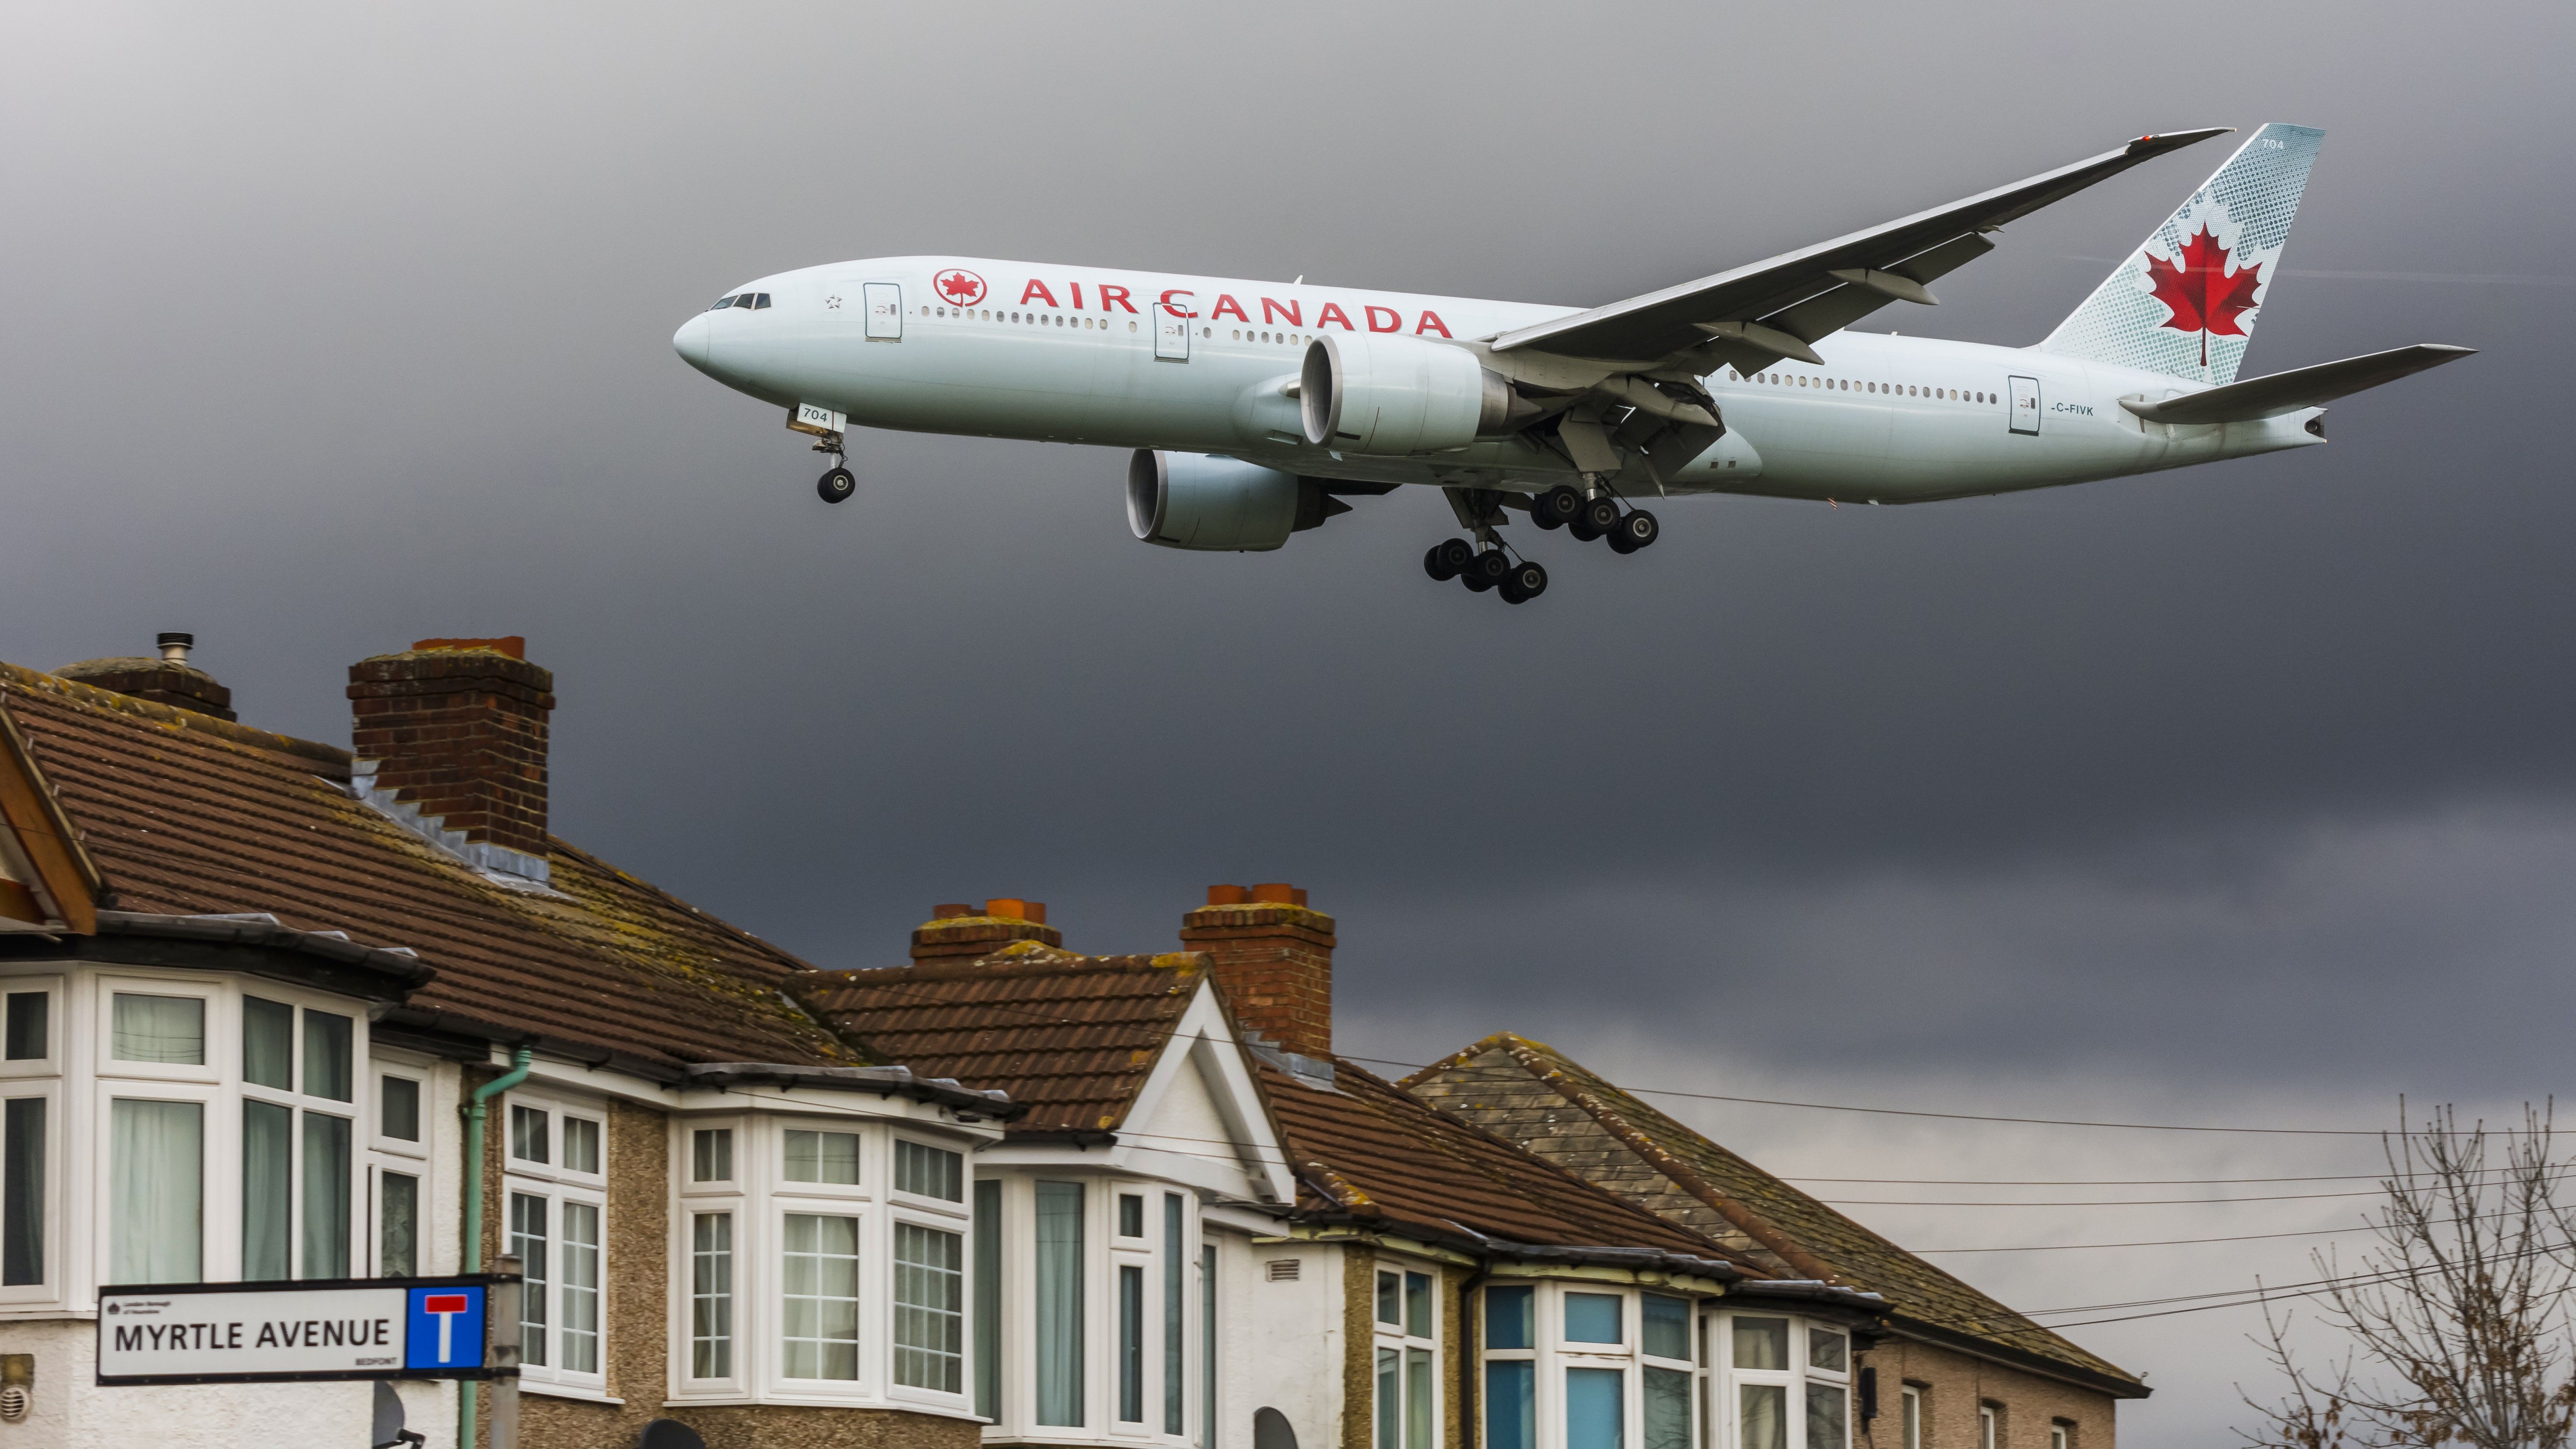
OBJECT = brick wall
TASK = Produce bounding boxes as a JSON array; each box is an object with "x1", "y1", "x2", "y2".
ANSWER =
[
  {"x1": 1855, "y1": 1337, "x2": 2121, "y2": 1449},
  {"x1": 347, "y1": 639, "x2": 553, "y2": 859},
  {"x1": 1181, "y1": 886, "x2": 1337, "y2": 1059}
]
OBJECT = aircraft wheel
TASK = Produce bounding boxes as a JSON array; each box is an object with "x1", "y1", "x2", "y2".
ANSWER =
[
  {"x1": 1608, "y1": 509, "x2": 1658, "y2": 554},
  {"x1": 1460, "y1": 549, "x2": 1510, "y2": 593},
  {"x1": 1579, "y1": 496, "x2": 1622, "y2": 536},
  {"x1": 1424, "y1": 538, "x2": 1473, "y2": 582},
  {"x1": 1499, "y1": 560, "x2": 1548, "y2": 604},
  {"x1": 1531, "y1": 486, "x2": 1581, "y2": 530},
  {"x1": 817, "y1": 467, "x2": 857, "y2": 504}
]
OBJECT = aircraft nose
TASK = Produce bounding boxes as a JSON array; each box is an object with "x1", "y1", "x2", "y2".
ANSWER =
[{"x1": 672, "y1": 313, "x2": 714, "y2": 374}]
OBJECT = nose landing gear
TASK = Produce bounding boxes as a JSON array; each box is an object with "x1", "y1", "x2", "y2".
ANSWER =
[{"x1": 812, "y1": 430, "x2": 855, "y2": 504}]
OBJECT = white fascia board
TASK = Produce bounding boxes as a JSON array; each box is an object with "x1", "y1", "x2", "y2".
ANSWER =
[
  {"x1": 505, "y1": 1051, "x2": 681, "y2": 1108},
  {"x1": 1115, "y1": 983, "x2": 1295, "y2": 1203},
  {"x1": 1201, "y1": 1202, "x2": 1293, "y2": 1238}
]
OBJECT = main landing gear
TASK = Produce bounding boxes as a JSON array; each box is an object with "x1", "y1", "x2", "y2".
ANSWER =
[
  {"x1": 1422, "y1": 483, "x2": 1655, "y2": 605},
  {"x1": 1424, "y1": 538, "x2": 1548, "y2": 604},
  {"x1": 813, "y1": 431, "x2": 856, "y2": 504}
]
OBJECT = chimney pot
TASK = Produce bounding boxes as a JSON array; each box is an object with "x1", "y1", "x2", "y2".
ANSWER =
[
  {"x1": 914, "y1": 898, "x2": 1062, "y2": 961},
  {"x1": 1206, "y1": 884, "x2": 1249, "y2": 906},
  {"x1": 157, "y1": 633, "x2": 194, "y2": 664}
]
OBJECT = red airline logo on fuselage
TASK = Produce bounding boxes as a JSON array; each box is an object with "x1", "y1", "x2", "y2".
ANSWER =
[
  {"x1": 1003, "y1": 275, "x2": 1449, "y2": 337},
  {"x1": 935, "y1": 269, "x2": 988, "y2": 307}
]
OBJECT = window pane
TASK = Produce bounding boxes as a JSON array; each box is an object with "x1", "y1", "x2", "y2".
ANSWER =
[
  {"x1": 1119, "y1": 1263, "x2": 1145, "y2": 1421},
  {"x1": 1485, "y1": 1285, "x2": 1533, "y2": 1350},
  {"x1": 300, "y1": 1111, "x2": 352, "y2": 1278},
  {"x1": 1808, "y1": 1328, "x2": 1847, "y2": 1373},
  {"x1": 562, "y1": 1201, "x2": 601, "y2": 1373},
  {"x1": 113, "y1": 994, "x2": 204, "y2": 1065},
  {"x1": 693, "y1": 1212, "x2": 733, "y2": 1379},
  {"x1": 1406, "y1": 1271, "x2": 1434, "y2": 1340},
  {"x1": 111, "y1": 1099, "x2": 202, "y2": 1281},
  {"x1": 1741, "y1": 1385, "x2": 1787, "y2": 1449},
  {"x1": 1567, "y1": 1367, "x2": 1624, "y2": 1449},
  {"x1": 302, "y1": 1010, "x2": 353, "y2": 1101},
  {"x1": 896, "y1": 1222, "x2": 964, "y2": 1392},
  {"x1": 1485, "y1": 1361, "x2": 1534, "y2": 1449},
  {"x1": 1164, "y1": 1194, "x2": 1185, "y2": 1434},
  {"x1": 693, "y1": 1128, "x2": 733, "y2": 1183},
  {"x1": 1035, "y1": 1181, "x2": 1086, "y2": 1424},
  {"x1": 1807, "y1": 1383, "x2": 1848, "y2": 1449},
  {"x1": 1646, "y1": 1366, "x2": 1691, "y2": 1449},
  {"x1": 380, "y1": 1076, "x2": 420, "y2": 1142},
  {"x1": 1407, "y1": 1346, "x2": 1433, "y2": 1449},
  {"x1": 898, "y1": 1139, "x2": 963, "y2": 1200},
  {"x1": 2, "y1": 1097, "x2": 43, "y2": 1284},
  {"x1": 781, "y1": 1212, "x2": 860, "y2": 1379},
  {"x1": 1376, "y1": 1347, "x2": 1401, "y2": 1449},
  {"x1": 1119, "y1": 1192, "x2": 1145, "y2": 1238},
  {"x1": 241, "y1": 996, "x2": 293, "y2": 1088},
  {"x1": 511, "y1": 1193, "x2": 549, "y2": 1366},
  {"x1": 1203, "y1": 1244, "x2": 1218, "y2": 1449},
  {"x1": 785, "y1": 1129, "x2": 859, "y2": 1184},
  {"x1": 241, "y1": 1100, "x2": 292, "y2": 1280},
  {"x1": 1643, "y1": 1294, "x2": 1690, "y2": 1361},
  {"x1": 510, "y1": 1105, "x2": 547, "y2": 1164},
  {"x1": 1565, "y1": 1292, "x2": 1622, "y2": 1344},
  {"x1": 1734, "y1": 1317, "x2": 1788, "y2": 1370},
  {"x1": 3, "y1": 993, "x2": 45, "y2": 1061},
  {"x1": 975, "y1": 1180, "x2": 1002, "y2": 1418},
  {"x1": 381, "y1": 1171, "x2": 419, "y2": 1277},
  {"x1": 1378, "y1": 1270, "x2": 1403, "y2": 1326},
  {"x1": 562, "y1": 1117, "x2": 601, "y2": 1175}
]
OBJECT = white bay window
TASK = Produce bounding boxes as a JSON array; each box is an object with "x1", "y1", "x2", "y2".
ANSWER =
[{"x1": 506, "y1": 1092, "x2": 608, "y2": 1391}]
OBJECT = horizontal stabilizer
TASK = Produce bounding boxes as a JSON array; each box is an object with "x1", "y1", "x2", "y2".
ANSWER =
[{"x1": 2119, "y1": 344, "x2": 2474, "y2": 425}]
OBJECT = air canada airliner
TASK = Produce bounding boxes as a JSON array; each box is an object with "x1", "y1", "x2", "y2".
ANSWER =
[{"x1": 674, "y1": 124, "x2": 2468, "y2": 604}]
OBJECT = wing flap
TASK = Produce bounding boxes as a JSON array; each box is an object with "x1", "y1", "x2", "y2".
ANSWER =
[{"x1": 2120, "y1": 344, "x2": 2474, "y2": 424}]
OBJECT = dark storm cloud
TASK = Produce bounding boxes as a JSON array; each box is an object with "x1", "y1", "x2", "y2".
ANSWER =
[{"x1": 4, "y1": 5, "x2": 2570, "y2": 1440}]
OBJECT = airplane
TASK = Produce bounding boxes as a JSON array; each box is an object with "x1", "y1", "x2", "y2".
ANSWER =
[{"x1": 672, "y1": 123, "x2": 2470, "y2": 605}]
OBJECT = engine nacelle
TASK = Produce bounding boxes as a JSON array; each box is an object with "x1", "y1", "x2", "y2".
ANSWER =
[
  {"x1": 1127, "y1": 451, "x2": 1340, "y2": 551},
  {"x1": 1300, "y1": 334, "x2": 1516, "y2": 455}
]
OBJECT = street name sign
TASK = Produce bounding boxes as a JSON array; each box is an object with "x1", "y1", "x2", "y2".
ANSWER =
[{"x1": 97, "y1": 1274, "x2": 515, "y2": 1386}]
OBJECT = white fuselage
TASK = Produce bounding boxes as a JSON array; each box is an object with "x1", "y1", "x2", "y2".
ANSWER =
[{"x1": 673, "y1": 256, "x2": 2323, "y2": 503}]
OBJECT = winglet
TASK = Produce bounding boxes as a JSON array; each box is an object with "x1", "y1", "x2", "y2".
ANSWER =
[{"x1": 2126, "y1": 127, "x2": 2234, "y2": 157}]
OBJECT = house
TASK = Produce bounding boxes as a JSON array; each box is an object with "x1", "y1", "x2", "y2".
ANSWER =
[
  {"x1": 1402, "y1": 1038, "x2": 2149, "y2": 1449},
  {"x1": 0, "y1": 633, "x2": 2140, "y2": 1449},
  {"x1": 0, "y1": 638, "x2": 1011, "y2": 1448}
]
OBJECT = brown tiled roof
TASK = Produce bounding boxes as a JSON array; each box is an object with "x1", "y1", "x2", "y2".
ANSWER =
[
  {"x1": 0, "y1": 662, "x2": 858, "y2": 1074},
  {"x1": 1404, "y1": 1034, "x2": 2144, "y2": 1394},
  {"x1": 792, "y1": 945, "x2": 1206, "y2": 1135},
  {"x1": 1263, "y1": 1055, "x2": 1765, "y2": 1270}
]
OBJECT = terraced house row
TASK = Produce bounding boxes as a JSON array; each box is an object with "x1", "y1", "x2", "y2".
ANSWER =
[{"x1": 0, "y1": 636, "x2": 2145, "y2": 1449}]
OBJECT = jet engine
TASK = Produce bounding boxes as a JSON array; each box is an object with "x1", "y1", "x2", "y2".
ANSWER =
[
  {"x1": 1299, "y1": 334, "x2": 1522, "y2": 455},
  {"x1": 1127, "y1": 450, "x2": 1345, "y2": 551}
]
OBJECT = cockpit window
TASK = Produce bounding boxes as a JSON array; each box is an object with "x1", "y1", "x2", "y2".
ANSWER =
[
  {"x1": 752, "y1": 293, "x2": 771, "y2": 309},
  {"x1": 710, "y1": 295, "x2": 737, "y2": 311},
  {"x1": 732, "y1": 294, "x2": 757, "y2": 309},
  {"x1": 709, "y1": 292, "x2": 771, "y2": 311}
]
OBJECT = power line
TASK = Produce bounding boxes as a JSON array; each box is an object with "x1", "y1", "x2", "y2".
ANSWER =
[
  {"x1": 1912, "y1": 1208, "x2": 2524, "y2": 1256},
  {"x1": 1353, "y1": 1055, "x2": 2415, "y2": 1137},
  {"x1": 1818, "y1": 1188, "x2": 2400, "y2": 1208},
  {"x1": 1782, "y1": 1169, "x2": 2530, "y2": 1188}
]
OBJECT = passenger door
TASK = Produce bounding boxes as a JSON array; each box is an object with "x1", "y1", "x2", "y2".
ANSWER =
[
  {"x1": 1154, "y1": 293, "x2": 1192, "y2": 361},
  {"x1": 864, "y1": 283, "x2": 903, "y2": 341},
  {"x1": 2008, "y1": 375, "x2": 2041, "y2": 435}
]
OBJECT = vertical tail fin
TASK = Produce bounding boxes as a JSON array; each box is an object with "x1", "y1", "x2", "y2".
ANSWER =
[{"x1": 2038, "y1": 122, "x2": 2323, "y2": 385}]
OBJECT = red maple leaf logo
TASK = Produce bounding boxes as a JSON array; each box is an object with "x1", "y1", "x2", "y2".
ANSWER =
[
  {"x1": 936, "y1": 269, "x2": 986, "y2": 306},
  {"x1": 2143, "y1": 224, "x2": 2263, "y2": 366}
]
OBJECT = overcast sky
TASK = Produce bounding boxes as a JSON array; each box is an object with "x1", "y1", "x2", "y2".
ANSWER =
[{"x1": 6, "y1": 4, "x2": 2571, "y2": 1442}]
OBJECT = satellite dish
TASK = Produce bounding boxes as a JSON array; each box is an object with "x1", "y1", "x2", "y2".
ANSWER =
[
  {"x1": 370, "y1": 1381, "x2": 425, "y2": 1448},
  {"x1": 1254, "y1": 1407, "x2": 1299, "y2": 1449},
  {"x1": 637, "y1": 1420, "x2": 709, "y2": 1449}
]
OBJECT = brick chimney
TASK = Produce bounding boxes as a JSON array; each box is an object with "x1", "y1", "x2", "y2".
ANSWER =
[
  {"x1": 53, "y1": 632, "x2": 237, "y2": 721},
  {"x1": 911, "y1": 899, "x2": 1060, "y2": 962},
  {"x1": 1182, "y1": 884, "x2": 1336, "y2": 1058},
  {"x1": 346, "y1": 637, "x2": 554, "y2": 881}
]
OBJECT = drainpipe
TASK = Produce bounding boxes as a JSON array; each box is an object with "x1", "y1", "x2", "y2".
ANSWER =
[{"x1": 459, "y1": 1047, "x2": 534, "y2": 1449}]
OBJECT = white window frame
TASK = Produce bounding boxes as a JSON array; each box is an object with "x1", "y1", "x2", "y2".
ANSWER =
[
  {"x1": 672, "y1": 1114, "x2": 749, "y2": 1396},
  {"x1": 503, "y1": 1089, "x2": 611, "y2": 1397},
  {"x1": 0, "y1": 976, "x2": 64, "y2": 1080},
  {"x1": 1710, "y1": 1309, "x2": 1851, "y2": 1449},
  {"x1": 889, "y1": 1200, "x2": 971, "y2": 1409},
  {"x1": 1980, "y1": 1404, "x2": 1999, "y2": 1449},
  {"x1": 775, "y1": 1117, "x2": 867, "y2": 1201},
  {"x1": 238, "y1": 987, "x2": 364, "y2": 1282},
  {"x1": 371, "y1": 1064, "x2": 430, "y2": 1160},
  {"x1": 1372, "y1": 1259, "x2": 1442, "y2": 1449},
  {"x1": 1900, "y1": 1386, "x2": 1923, "y2": 1449},
  {"x1": 772, "y1": 1197, "x2": 870, "y2": 1393},
  {"x1": 891, "y1": 1134, "x2": 966, "y2": 1209},
  {"x1": 0, "y1": 1076, "x2": 60, "y2": 1302}
]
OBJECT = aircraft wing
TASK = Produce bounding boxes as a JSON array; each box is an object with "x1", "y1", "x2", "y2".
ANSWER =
[
  {"x1": 1489, "y1": 129, "x2": 2234, "y2": 369},
  {"x1": 2119, "y1": 344, "x2": 2475, "y2": 425}
]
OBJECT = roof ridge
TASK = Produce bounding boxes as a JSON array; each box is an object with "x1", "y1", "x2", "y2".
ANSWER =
[{"x1": 0, "y1": 661, "x2": 351, "y2": 773}]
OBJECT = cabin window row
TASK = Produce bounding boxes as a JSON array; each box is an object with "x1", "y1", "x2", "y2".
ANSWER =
[
  {"x1": 1731, "y1": 369, "x2": 1995, "y2": 405},
  {"x1": 931, "y1": 305, "x2": 1134, "y2": 334}
]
